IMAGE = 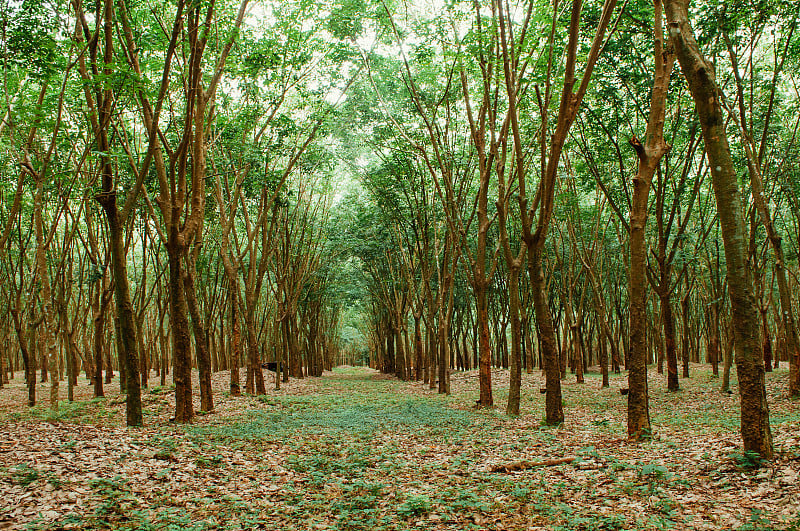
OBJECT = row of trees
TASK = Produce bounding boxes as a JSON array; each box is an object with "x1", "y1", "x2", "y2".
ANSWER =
[
  {"x1": 340, "y1": 0, "x2": 799, "y2": 461},
  {"x1": 1, "y1": 0, "x2": 798, "y2": 461},
  {"x1": 0, "y1": 0, "x2": 354, "y2": 423}
]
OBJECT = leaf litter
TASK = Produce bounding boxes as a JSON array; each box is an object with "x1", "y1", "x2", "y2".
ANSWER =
[{"x1": 0, "y1": 364, "x2": 798, "y2": 530}]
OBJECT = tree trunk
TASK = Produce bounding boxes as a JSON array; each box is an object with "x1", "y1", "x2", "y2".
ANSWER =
[
  {"x1": 414, "y1": 314, "x2": 423, "y2": 381},
  {"x1": 183, "y1": 263, "x2": 213, "y2": 411},
  {"x1": 722, "y1": 327, "x2": 733, "y2": 393},
  {"x1": 626, "y1": 0, "x2": 674, "y2": 440},
  {"x1": 666, "y1": 0, "x2": 772, "y2": 458},
  {"x1": 476, "y1": 283, "x2": 493, "y2": 406},
  {"x1": 244, "y1": 308, "x2": 266, "y2": 394},
  {"x1": 530, "y1": 247, "x2": 563, "y2": 425},
  {"x1": 11, "y1": 307, "x2": 35, "y2": 406},
  {"x1": 708, "y1": 306, "x2": 720, "y2": 377},
  {"x1": 681, "y1": 291, "x2": 691, "y2": 378},
  {"x1": 427, "y1": 320, "x2": 437, "y2": 389},
  {"x1": 506, "y1": 266, "x2": 523, "y2": 415},
  {"x1": 759, "y1": 306, "x2": 772, "y2": 373},
  {"x1": 33, "y1": 185, "x2": 58, "y2": 411},
  {"x1": 167, "y1": 237, "x2": 194, "y2": 423},
  {"x1": 662, "y1": 294, "x2": 679, "y2": 391},
  {"x1": 437, "y1": 316, "x2": 450, "y2": 395},
  {"x1": 229, "y1": 290, "x2": 242, "y2": 396}
]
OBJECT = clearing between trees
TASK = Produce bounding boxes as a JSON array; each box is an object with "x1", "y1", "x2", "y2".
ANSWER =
[{"x1": 1, "y1": 366, "x2": 798, "y2": 530}]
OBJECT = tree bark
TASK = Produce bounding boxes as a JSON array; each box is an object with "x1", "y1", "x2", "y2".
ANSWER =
[
  {"x1": 32, "y1": 166, "x2": 59, "y2": 411},
  {"x1": 665, "y1": 0, "x2": 772, "y2": 458},
  {"x1": 167, "y1": 235, "x2": 194, "y2": 423},
  {"x1": 626, "y1": 0, "x2": 674, "y2": 440},
  {"x1": 530, "y1": 247, "x2": 563, "y2": 424},
  {"x1": 476, "y1": 283, "x2": 493, "y2": 406},
  {"x1": 662, "y1": 293, "x2": 679, "y2": 391},
  {"x1": 183, "y1": 260, "x2": 213, "y2": 411},
  {"x1": 101, "y1": 199, "x2": 143, "y2": 425}
]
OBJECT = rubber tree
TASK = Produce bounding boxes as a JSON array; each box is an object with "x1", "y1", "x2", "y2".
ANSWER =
[
  {"x1": 665, "y1": 0, "x2": 773, "y2": 459},
  {"x1": 717, "y1": 3, "x2": 800, "y2": 397},
  {"x1": 626, "y1": 0, "x2": 674, "y2": 438},
  {"x1": 520, "y1": 0, "x2": 618, "y2": 425},
  {"x1": 139, "y1": 0, "x2": 249, "y2": 422},
  {"x1": 71, "y1": 0, "x2": 145, "y2": 425}
]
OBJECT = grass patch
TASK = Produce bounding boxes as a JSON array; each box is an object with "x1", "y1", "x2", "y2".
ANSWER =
[
  {"x1": 192, "y1": 394, "x2": 482, "y2": 445},
  {"x1": 9, "y1": 463, "x2": 41, "y2": 486}
]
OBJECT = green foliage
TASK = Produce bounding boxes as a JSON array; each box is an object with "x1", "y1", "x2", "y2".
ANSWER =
[
  {"x1": 89, "y1": 476, "x2": 140, "y2": 524},
  {"x1": 639, "y1": 463, "x2": 671, "y2": 481},
  {"x1": 445, "y1": 489, "x2": 489, "y2": 513},
  {"x1": 786, "y1": 511, "x2": 800, "y2": 531},
  {"x1": 736, "y1": 509, "x2": 775, "y2": 531},
  {"x1": 193, "y1": 393, "x2": 478, "y2": 444},
  {"x1": 397, "y1": 494, "x2": 431, "y2": 518},
  {"x1": 730, "y1": 450, "x2": 768, "y2": 470},
  {"x1": 2, "y1": 0, "x2": 61, "y2": 78},
  {"x1": 553, "y1": 513, "x2": 627, "y2": 531},
  {"x1": 195, "y1": 455, "x2": 224, "y2": 468},
  {"x1": 10, "y1": 464, "x2": 40, "y2": 487},
  {"x1": 327, "y1": 0, "x2": 366, "y2": 40},
  {"x1": 330, "y1": 480, "x2": 385, "y2": 529}
]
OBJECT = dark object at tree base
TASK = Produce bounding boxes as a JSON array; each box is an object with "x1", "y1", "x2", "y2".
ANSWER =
[
  {"x1": 620, "y1": 388, "x2": 629, "y2": 395},
  {"x1": 539, "y1": 388, "x2": 547, "y2": 394},
  {"x1": 261, "y1": 362, "x2": 282, "y2": 373}
]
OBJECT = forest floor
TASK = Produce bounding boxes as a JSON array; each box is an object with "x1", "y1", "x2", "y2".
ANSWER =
[{"x1": 0, "y1": 364, "x2": 798, "y2": 531}]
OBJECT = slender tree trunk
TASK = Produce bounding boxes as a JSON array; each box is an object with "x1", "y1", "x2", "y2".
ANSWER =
[
  {"x1": 530, "y1": 247, "x2": 563, "y2": 424},
  {"x1": 427, "y1": 321, "x2": 437, "y2": 389},
  {"x1": 244, "y1": 307, "x2": 266, "y2": 394},
  {"x1": 572, "y1": 323, "x2": 584, "y2": 384},
  {"x1": 414, "y1": 314, "x2": 423, "y2": 381},
  {"x1": 288, "y1": 314, "x2": 303, "y2": 378},
  {"x1": 524, "y1": 312, "x2": 535, "y2": 374},
  {"x1": 761, "y1": 307, "x2": 772, "y2": 373},
  {"x1": 11, "y1": 307, "x2": 35, "y2": 406},
  {"x1": 722, "y1": 326, "x2": 733, "y2": 393},
  {"x1": 138, "y1": 317, "x2": 149, "y2": 389},
  {"x1": 666, "y1": 0, "x2": 772, "y2": 458},
  {"x1": 662, "y1": 293, "x2": 679, "y2": 391},
  {"x1": 108, "y1": 218, "x2": 143, "y2": 424},
  {"x1": 229, "y1": 289, "x2": 242, "y2": 396},
  {"x1": 32, "y1": 176, "x2": 59, "y2": 410},
  {"x1": 626, "y1": 0, "x2": 674, "y2": 440},
  {"x1": 183, "y1": 263, "x2": 213, "y2": 411},
  {"x1": 395, "y1": 324, "x2": 406, "y2": 380},
  {"x1": 681, "y1": 291, "x2": 691, "y2": 378},
  {"x1": 506, "y1": 266, "x2": 523, "y2": 415},
  {"x1": 708, "y1": 306, "x2": 720, "y2": 376},
  {"x1": 104, "y1": 337, "x2": 113, "y2": 384},
  {"x1": 438, "y1": 317, "x2": 450, "y2": 395},
  {"x1": 476, "y1": 284, "x2": 492, "y2": 406},
  {"x1": 167, "y1": 237, "x2": 194, "y2": 423}
]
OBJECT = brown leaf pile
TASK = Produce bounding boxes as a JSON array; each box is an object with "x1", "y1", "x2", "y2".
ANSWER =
[{"x1": 0, "y1": 364, "x2": 798, "y2": 530}]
